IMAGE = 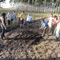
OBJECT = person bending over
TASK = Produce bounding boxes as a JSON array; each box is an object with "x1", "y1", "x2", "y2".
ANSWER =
[
  {"x1": 39, "y1": 19, "x2": 48, "y2": 36},
  {"x1": 26, "y1": 14, "x2": 32, "y2": 27}
]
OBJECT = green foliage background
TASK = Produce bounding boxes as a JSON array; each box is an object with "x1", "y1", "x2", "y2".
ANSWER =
[{"x1": 9, "y1": 0, "x2": 60, "y2": 5}]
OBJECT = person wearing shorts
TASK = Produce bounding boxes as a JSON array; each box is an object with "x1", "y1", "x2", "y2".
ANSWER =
[{"x1": 20, "y1": 11, "x2": 24, "y2": 27}]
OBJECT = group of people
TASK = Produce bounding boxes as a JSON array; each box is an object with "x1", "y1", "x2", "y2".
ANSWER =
[
  {"x1": 7, "y1": 11, "x2": 16, "y2": 25},
  {"x1": 39, "y1": 14, "x2": 60, "y2": 41},
  {"x1": 0, "y1": 11, "x2": 32, "y2": 41},
  {"x1": 17, "y1": 11, "x2": 32, "y2": 27},
  {"x1": 1, "y1": 11, "x2": 60, "y2": 41}
]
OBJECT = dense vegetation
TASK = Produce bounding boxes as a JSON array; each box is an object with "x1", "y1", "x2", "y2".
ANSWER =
[
  {"x1": 0, "y1": 0, "x2": 5, "y2": 2},
  {"x1": 9, "y1": 0, "x2": 60, "y2": 5},
  {"x1": 0, "y1": 0, "x2": 60, "y2": 6}
]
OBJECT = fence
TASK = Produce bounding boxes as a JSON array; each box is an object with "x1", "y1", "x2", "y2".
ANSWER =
[{"x1": 16, "y1": 3, "x2": 60, "y2": 13}]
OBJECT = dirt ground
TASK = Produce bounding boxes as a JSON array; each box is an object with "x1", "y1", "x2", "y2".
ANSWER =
[{"x1": 0, "y1": 18, "x2": 60, "y2": 60}]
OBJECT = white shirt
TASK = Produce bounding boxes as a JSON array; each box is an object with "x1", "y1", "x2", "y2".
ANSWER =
[
  {"x1": 48, "y1": 17, "x2": 54, "y2": 27},
  {"x1": 26, "y1": 16, "x2": 32, "y2": 22},
  {"x1": 49, "y1": 17, "x2": 54, "y2": 24}
]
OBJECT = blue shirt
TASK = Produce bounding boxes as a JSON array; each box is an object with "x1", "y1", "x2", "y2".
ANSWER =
[
  {"x1": 10, "y1": 14, "x2": 13, "y2": 19},
  {"x1": 41, "y1": 21, "x2": 48, "y2": 27}
]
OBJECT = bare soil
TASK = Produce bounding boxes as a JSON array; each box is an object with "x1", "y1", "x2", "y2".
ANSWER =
[{"x1": 0, "y1": 19, "x2": 60, "y2": 60}]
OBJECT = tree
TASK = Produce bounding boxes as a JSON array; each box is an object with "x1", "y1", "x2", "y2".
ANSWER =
[
  {"x1": 56, "y1": 0, "x2": 60, "y2": 3},
  {"x1": 10, "y1": 0, "x2": 60, "y2": 5},
  {"x1": 0, "y1": 0, "x2": 5, "y2": 2},
  {"x1": 43, "y1": 0, "x2": 47, "y2": 5},
  {"x1": 51, "y1": 0, "x2": 54, "y2": 3}
]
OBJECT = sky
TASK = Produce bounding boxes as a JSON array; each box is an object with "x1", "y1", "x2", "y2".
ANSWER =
[{"x1": 1, "y1": 0, "x2": 14, "y2": 8}]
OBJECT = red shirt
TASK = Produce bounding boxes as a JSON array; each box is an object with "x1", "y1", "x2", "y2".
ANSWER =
[{"x1": 53, "y1": 19, "x2": 57, "y2": 26}]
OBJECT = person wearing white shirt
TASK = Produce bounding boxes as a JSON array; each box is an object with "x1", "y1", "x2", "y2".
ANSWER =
[
  {"x1": 48, "y1": 14, "x2": 54, "y2": 33},
  {"x1": 26, "y1": 14, "x2": 32, "y2": 27}
]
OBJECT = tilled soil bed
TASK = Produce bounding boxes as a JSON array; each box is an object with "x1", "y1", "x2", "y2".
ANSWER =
[
  {"x1": 0, "y1": 19, "x2": 60, "y2": 60},
  {"x1": 14, "y1": 30, "x2": 42, "y2": 45}
]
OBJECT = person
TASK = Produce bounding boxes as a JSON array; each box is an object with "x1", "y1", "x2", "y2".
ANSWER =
[
  {"x1": 2, "y1": 13, "x2": 6, "y2": 26},
  {"x1": 20, "y1": 11, "x2": 25, "y2": 27},
  {"x1": 7, "y1": 12, "x2": 11, "y2": 25},
  {"x1": 48, "y1": 14, "x2": 54, "y2": 33},
  {"x1": 52, "y1": 16, "x2": 58, "y2": 35},
  {"x1": 10, "y1": 12, "x2": 13, "y2": 24},
  {"x1": 0, "y1": 13, "x2": 6, "y2": 41},
  {"x1": 26, "y1": 14, "x2": 32, "y2": 27},
  {"x1": 56, "y1": 21, "x2": 60, "y2": 41},
  {"x1": 39, "y1": 19, "x2": 48, "y2": 36},
  {"x1": 17, "y1": 11, "x2": 21, "y2": 23},
  {"x1": 13, "y1": 11, "x2": 16, "y2": 23},
  {"x1": 58, "y1": 16, "x2": 60, "y2": 20}
]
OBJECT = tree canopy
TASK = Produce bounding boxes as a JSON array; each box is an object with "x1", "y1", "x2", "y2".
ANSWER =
[
  {"x1": 10, "y1": 0, "x2": 60, "y2": 4},
  {"x1": 0, "y1": 0, "x2": 5, "y2": 2},
  {"x1": 0, "y1": 0, "x2": 60, "y2": 4}
]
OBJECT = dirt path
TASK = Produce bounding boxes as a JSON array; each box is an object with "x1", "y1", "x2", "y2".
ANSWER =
[{"x1": 0, "y1": 19, "x2": 60, "y2": 60}]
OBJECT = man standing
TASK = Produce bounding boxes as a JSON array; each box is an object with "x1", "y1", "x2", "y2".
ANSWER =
[
  {"x1": 0, "y1": 13, "x2": 6, "y2": 41},
  {"x1": 48, "y1": 14, "x2": 54, "y2": 33},
  {"x1": 7, "y1": 12, "x2": 11, "y2": 25},
  {"x1": 13, "y1": 11, "x2": 16, "y2": 23},
  {"x1": 20, "y1": 11, "x2": 25, "y2": 27}
]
